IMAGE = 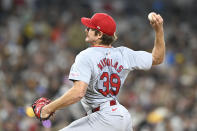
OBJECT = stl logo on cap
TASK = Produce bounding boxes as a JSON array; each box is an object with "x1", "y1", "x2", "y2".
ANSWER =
[
  {"x1": 97, "y1": 26, "x2": 101, "y2": 29},
  {"x1": 81, "y1": 13, "x2": 116, "y2": 36}
]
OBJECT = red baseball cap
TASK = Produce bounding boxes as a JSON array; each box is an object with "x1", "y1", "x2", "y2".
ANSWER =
[{"x1": 81, "y1": 13, "x2": 116, "y2": 36}]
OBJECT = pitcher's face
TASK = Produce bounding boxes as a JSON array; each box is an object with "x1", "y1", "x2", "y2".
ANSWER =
[{"x1": 85, "y1": 28, "x2": 101, "y2": 44}]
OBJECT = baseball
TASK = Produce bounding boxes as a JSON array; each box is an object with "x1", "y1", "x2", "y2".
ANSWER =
[{"x1": 148, "y1": 12, "x2": 155, "y2": 21}]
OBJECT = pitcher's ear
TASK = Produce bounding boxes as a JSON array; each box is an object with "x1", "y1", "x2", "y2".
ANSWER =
[{"x1": 98, "y1": 31, "x2": 103, "y2": 38}]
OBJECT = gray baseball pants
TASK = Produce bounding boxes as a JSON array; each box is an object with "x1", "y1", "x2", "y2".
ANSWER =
[{"x1": 59, "y1": 102, "x2": 133, "y2": 131}]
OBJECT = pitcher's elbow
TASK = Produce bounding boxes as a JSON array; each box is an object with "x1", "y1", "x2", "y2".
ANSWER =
[
  {"x1": 153, "y1": 57, "x2": 164, "y2": 65},
  {"x1": 77, "y1": 90, "x2": 86, "y2": 100},
  {"x1": 158, "y1": 59, "x2": 164, "y2": 64},
  {"x1": 78, "y1": 93, "x2": 85, "y2": 99}
]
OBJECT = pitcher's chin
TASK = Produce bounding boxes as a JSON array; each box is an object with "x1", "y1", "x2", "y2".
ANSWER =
[{"x1": 85, "y1": 37, "x2": 92, "y2": 43}]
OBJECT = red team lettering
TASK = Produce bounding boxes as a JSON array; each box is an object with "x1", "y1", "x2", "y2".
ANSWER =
[{"x1": 97, "y1": 58, "x2": 124, "y2": 73}]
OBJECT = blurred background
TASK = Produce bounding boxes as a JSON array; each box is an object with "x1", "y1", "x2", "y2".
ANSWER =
[{"x1": 0, "y1": 0, "x2": 197, "y2": 131}]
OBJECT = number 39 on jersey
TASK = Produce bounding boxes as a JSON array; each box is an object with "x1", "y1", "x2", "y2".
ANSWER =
[{"x1": 98, "y1": 72, "x2": 121, "y2": 96}]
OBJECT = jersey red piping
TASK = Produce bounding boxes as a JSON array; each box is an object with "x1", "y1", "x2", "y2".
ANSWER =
[{"x1": 91, "y1": 45, "x2": 112, "y2": 48}]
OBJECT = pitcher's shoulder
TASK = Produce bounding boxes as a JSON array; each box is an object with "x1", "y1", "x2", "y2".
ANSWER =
[
  {"x1": 76, "y1": 48, "x2": 95, "y2": 58},
  {"x1": 116, "y1": 46, "x2": 134, "y2": 53}
]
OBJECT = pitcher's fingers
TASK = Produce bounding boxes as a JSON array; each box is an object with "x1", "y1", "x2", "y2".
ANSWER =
[
  {"x1": 151, "y1": 14, "x2": 157, "y2": 22},
  {"x1": 159, "y1": 15, "x2": 163, "y2": 24},
  {"x1": 156, "y1": 14, "x2": 163, "y2": 23}
]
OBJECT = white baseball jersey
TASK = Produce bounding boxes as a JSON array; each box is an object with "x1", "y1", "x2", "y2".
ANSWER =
[
  {"x1": 61, "y1": 46, "x2": 152, "y2": 131},
  {"x1": 68, "y1": 46, "x2": 152, "y2": 112}
]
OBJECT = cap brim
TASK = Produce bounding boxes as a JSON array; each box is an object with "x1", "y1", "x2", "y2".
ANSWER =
[{"x1": 81, "y1": 17, "x2": 96, "y2": 29}]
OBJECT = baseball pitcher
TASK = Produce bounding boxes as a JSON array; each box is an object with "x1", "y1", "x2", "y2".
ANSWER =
[{"x1": 32, "y1": 12, "x2": 165, "y2": 131}]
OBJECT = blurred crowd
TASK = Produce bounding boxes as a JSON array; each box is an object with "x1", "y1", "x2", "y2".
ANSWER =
[{"x1": 0, "y1": 0, "x2": 197, "y2": 131}]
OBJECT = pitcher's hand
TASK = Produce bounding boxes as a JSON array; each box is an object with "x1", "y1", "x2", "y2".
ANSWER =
[{"x1": 149, "y1": 12, "x2": 164, "y2": 32}]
